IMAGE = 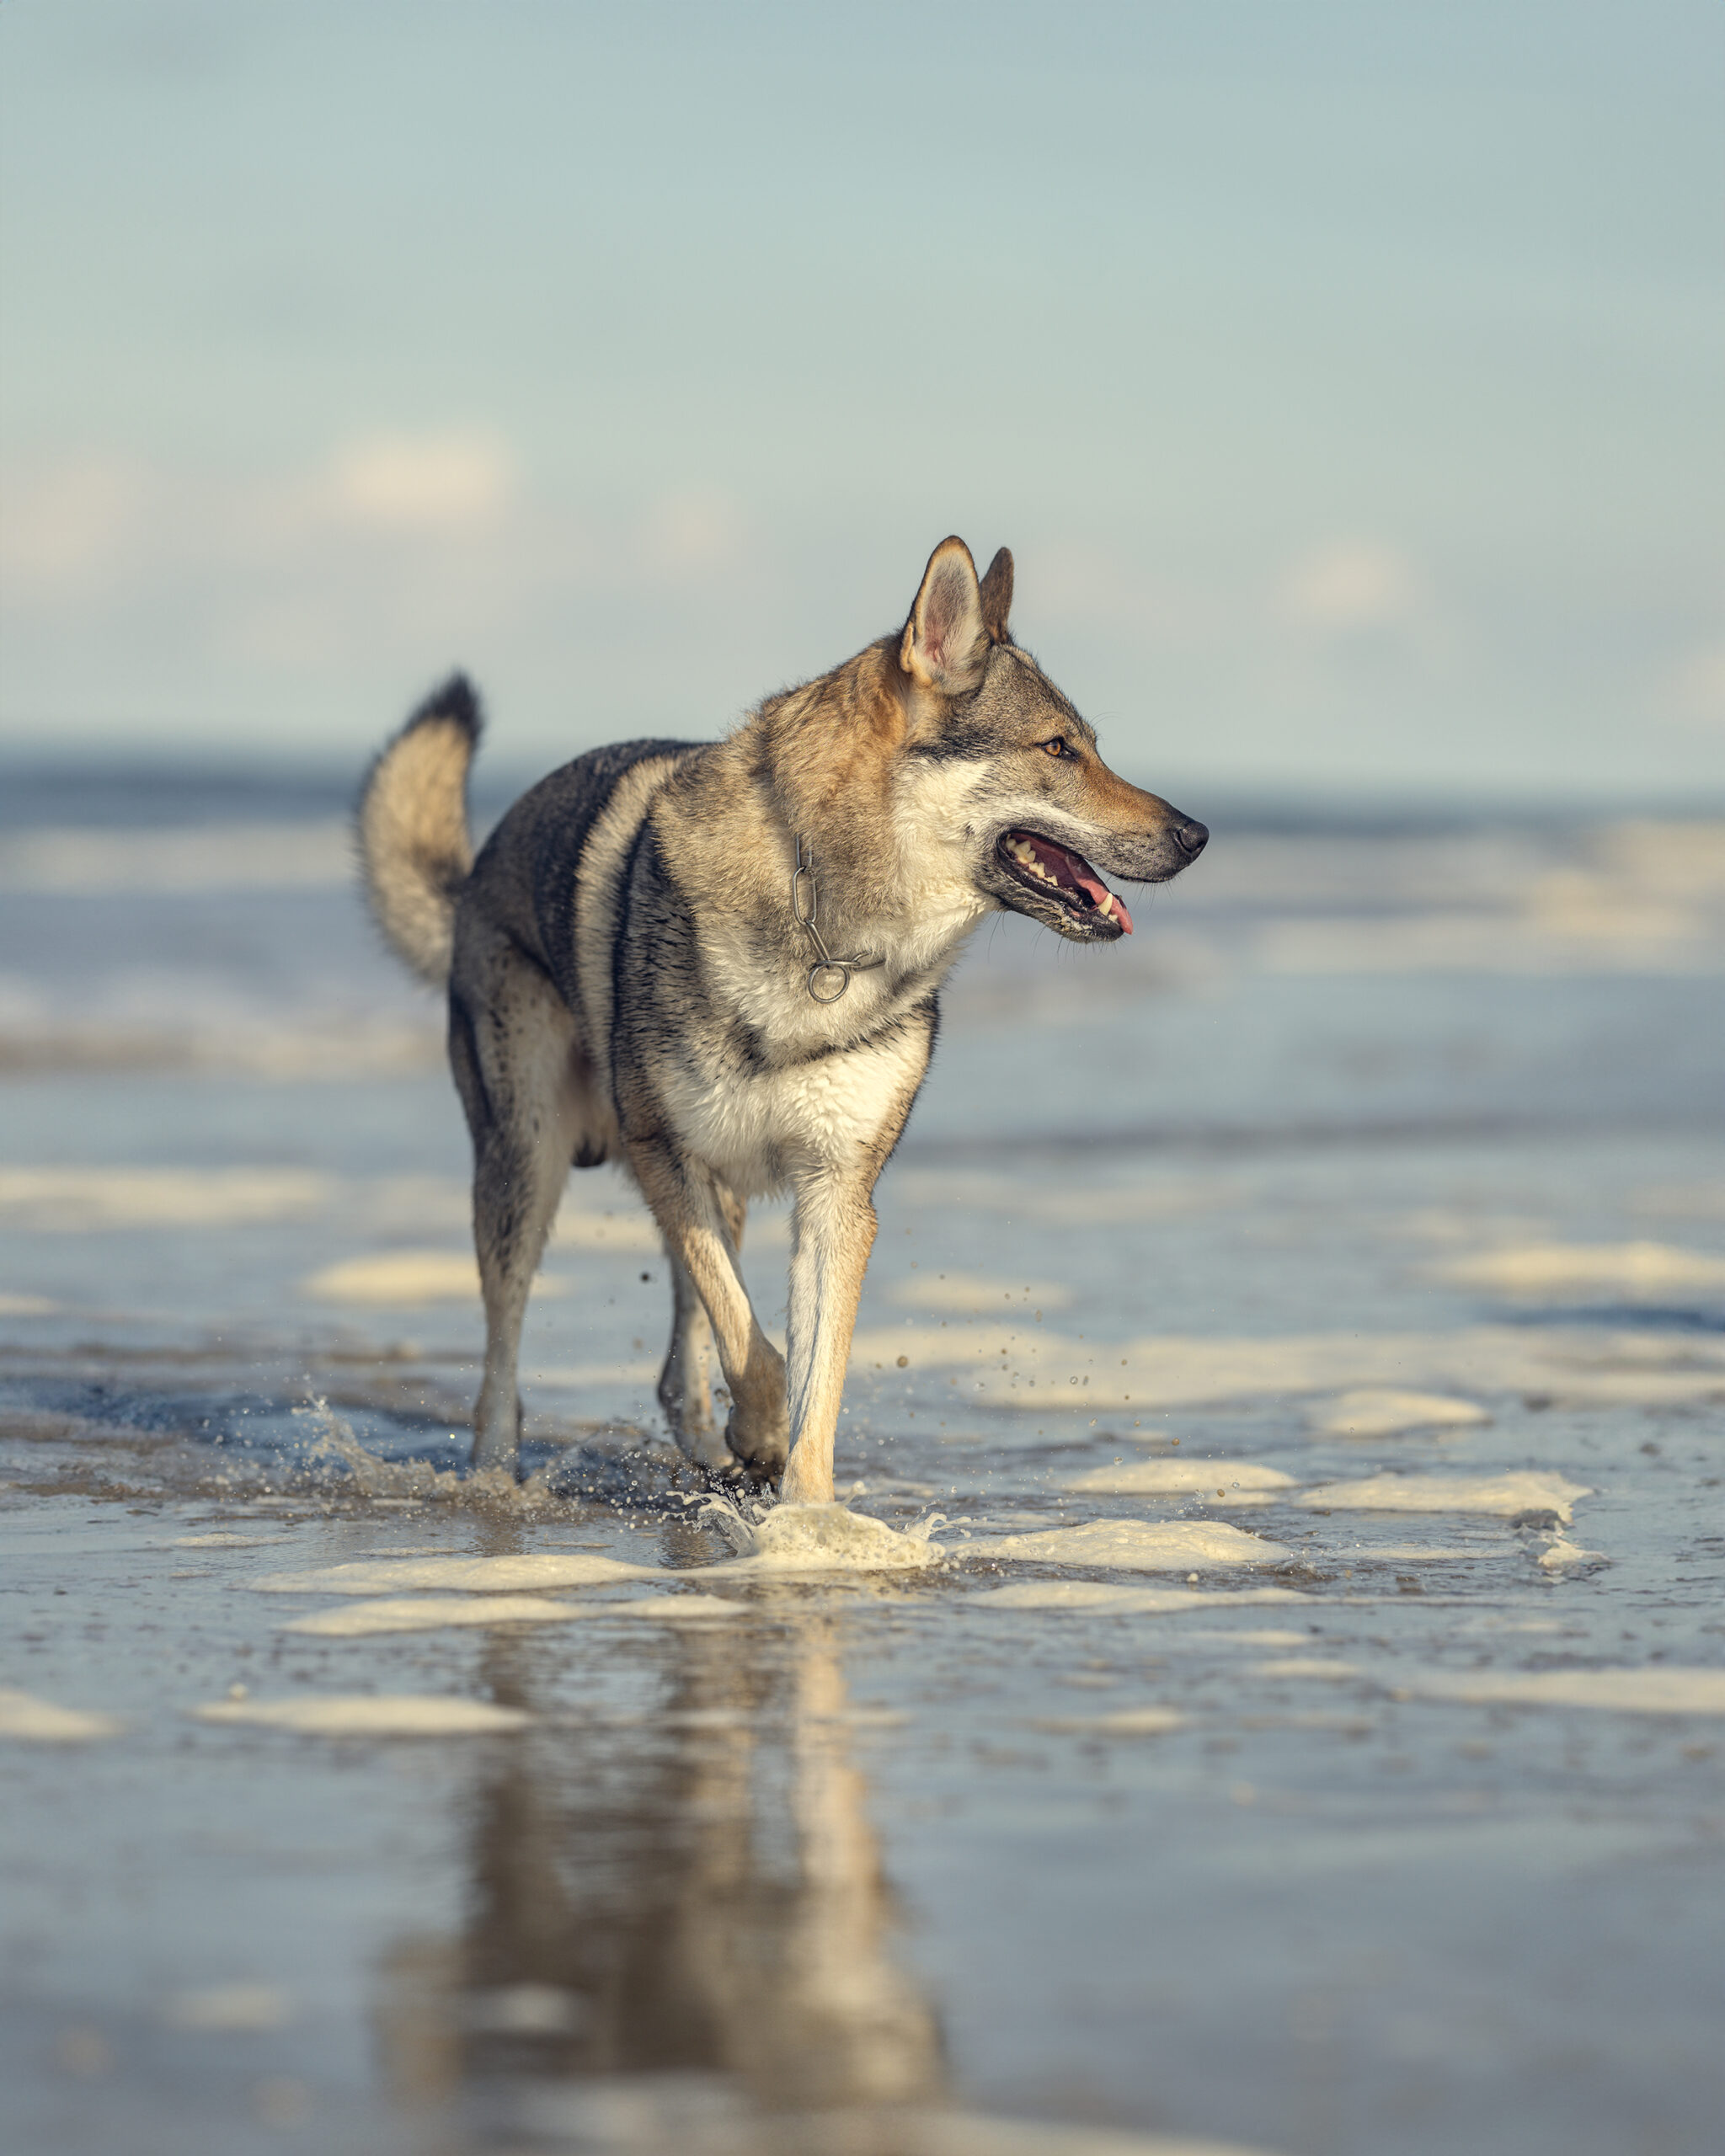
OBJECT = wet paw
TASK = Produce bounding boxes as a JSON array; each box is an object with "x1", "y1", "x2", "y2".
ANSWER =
[
  {"x1": 679, "y1": 1425, "x2": 740, "y2": 1476},
  {"x1": 470, "y1": 1390, "x2": 523, "y2": 1476},
  {"x1": 724, "y1": 1401, "x2": 788, "y2": 1483}
]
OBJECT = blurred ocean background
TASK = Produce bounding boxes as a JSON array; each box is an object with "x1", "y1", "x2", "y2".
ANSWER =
[{"x1": 4, "y1": 759, "x2": 1723, "y2": 1385}]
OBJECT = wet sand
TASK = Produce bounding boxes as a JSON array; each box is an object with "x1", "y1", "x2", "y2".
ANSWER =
[{"x1": 3, "y1": 783, "x2": 1723, "y2": 2154}]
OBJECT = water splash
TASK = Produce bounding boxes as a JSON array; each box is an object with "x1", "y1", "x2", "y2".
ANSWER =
[
  {"x1": 297, "y1": 1400, "x2": 506, "y2": 1504},
  {"x1": 295, "y1": 1400, "x2": 628, "y2": 1513},
  {"x1": 701, "y1": 1494, "x2": 948, "y2": 1574}
]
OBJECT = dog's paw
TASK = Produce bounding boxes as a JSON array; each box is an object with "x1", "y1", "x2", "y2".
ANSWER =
[
  {"x1": 724, "y1": 1401, "x2": 788, "y2": 1484},
  {"x1": 678, "y1": 1424, "x2": 740, "y2": 1476}
]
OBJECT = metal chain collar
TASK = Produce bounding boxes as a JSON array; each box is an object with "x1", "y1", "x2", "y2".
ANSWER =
[{"x1": 790, "y1": 835, "x2": 884, "y2": 1003}]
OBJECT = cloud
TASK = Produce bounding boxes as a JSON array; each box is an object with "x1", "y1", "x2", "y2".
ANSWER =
[
  {"x1": 1023, "y1": 541, "x2": 1220, "y2": 646},
  {"x1": 321, "y1": 431, "x2": 515, "y2": 532},
  {"x1": 1278, "y1": 540, "x2": 1422, "y2": 634},
  {"x1": 1666, "y1": 640, "x2": 1725, "y2": 728},
  {"x1": 0, "y1": 456, "x2": 147, "y2": 599},
  {"x1": 0, "y1": 432, "x2": 775, "y2": 734},
  {"x1": 641, "y1": 491, "x2": 746, "y2": 573}
]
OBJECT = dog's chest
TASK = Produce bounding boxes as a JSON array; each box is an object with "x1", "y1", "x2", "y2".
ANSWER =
[{"x1": 660, "y1": 1022, "x2": 929, "y2": 1193}]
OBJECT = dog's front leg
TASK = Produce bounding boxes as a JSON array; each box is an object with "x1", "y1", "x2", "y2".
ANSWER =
[
  {"x1": 628, "y1": 1139, "x2": 788, "y2": 1478},
  {"x1": 778, "y1": 1168, "x2": 878, "y2": 1506}
]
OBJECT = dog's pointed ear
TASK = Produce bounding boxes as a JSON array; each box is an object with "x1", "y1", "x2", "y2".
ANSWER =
[
  {"x1": 979, "y1": 547, "x2": 1014, "y2": 644},
  {"x1": 900, "y1": 536, "x2": 989, "y2": 692}
]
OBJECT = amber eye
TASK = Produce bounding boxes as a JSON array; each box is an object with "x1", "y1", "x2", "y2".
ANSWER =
[{"x1": 1041, "y1": 737, "x2": 1068, "y2": 759}]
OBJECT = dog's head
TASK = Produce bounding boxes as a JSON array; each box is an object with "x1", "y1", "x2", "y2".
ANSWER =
[{"x1": 896, "y1": 536, "x2": 1207, "y2": 942}]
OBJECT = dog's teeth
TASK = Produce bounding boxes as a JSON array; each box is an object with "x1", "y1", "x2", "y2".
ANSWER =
[{"x1": 1097, "y1": 894, "x2": 1113, "y2": 919}]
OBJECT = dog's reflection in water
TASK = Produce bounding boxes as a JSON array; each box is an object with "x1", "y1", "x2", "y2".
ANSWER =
[{"x1": 372, "y1": 1565, "x2": 943, "y2": 2149}]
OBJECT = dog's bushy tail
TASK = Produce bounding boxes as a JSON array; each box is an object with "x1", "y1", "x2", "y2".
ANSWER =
[{"x1": 356, "y1": 675, "x2": 482, "y2": 987}]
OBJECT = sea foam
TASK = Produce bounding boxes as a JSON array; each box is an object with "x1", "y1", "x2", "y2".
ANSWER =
[
  {"x1": 961, "y1": 1519, "x2": 1291, "y2": 1571},
  {"x1": 708, "y1": 1500, "x2": 946, "y2": 1574},
  {"x1": 1294, "y1": 1471, "x2": 1590, "y2": 1523}
]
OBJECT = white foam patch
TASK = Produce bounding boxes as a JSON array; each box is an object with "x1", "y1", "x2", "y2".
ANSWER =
[
  {"x1": 962, "y1": 1520, "x2": 1291, "y2": 1571},
  {"x1": 1306, "y1": 1390, "x2": 1490, "y2": 1439},
  {"x1": 174, "y1": 1533, "x2": 280, "y2": 1548},
  {"x1": 1025, "y1": 1182, "x2": 1241, "y2": 1226},
  {"x1": 890, "y1": 1271, "x2": 1072, "y2": 1314},
  {"x1": 0, "y1": 1165, "x2": 330, "y2": 1230},
  {"x1": 280, "y1": 1593, "x2": 745, "y2": 1636},
  {"x1": 301, "y1": 1251, "x2": 568, "y2": 1304},
  {"x1": 712, "y1": 1502, "x2": 945, "y2": 1574},
  {"x1": 0, "y1": 1689, "x2": 122, "y2": 1742},
  {"x1": 0, "y1": 1292, "x2": 57, "y2": 1315},
  {"x1": 164, "y1": 1983, "x2": 293, "y2": 2032},
  {"x1": 1409, "y1": 1668, "x2": 1725, "y2": 1716},
  {"x1": 463, "y1": 1983, "x2": 584, "y2": 2036},
  {"x1": 253, "y1": 1551, "x2": 660, "y2": 1595},
  {"x1": 527, "y1": 1359, "x2": 659, "y2": 1389},
  {"x1": 857, "y1": 1323, "x2": 1725, "y2": 1412},
  {"x1": 0, "y1": 819, "x2": 353, "y2": 894},
  {"x1": 1433, "y1": 1241, "x2": 1725, "y2": 1294},
  {"x1": 1248, "y1": 1658, "x2": 1361, "y2": 1681},
  {"x1": 1537, "y1": 1537, "x2": 1610, "y2": 1572},
  {"x1": 550, "y1": 1209, "x2": 662, "y2": 1253},
  {"x1": 1029, "y1": 1707, "x2": 1185, "y2": 1736},
  {"x1": 193, "y1": 1694, "x2": 532, "y2": 1736},
  {"x1": 1065, "y1": 1460, "x2": 1296, "y2": 1500},
  {"x1": 969, "y1": 1582, "x2": 1311, "y2": 1614},
  {"x1": 893, "y1": 1168, "x2": 1215, "y2": 1216},
  {"x1": 1295, "y1": 1472, "x2": 1590, "y2": 1523}
]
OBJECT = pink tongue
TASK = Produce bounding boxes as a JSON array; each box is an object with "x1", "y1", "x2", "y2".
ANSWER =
[
  {"x1": 1029, "y1": 838, "x2": 1134, "y2": 934},
  {"x1": 1075, "y1": 870, "x2": 1132, "y2": 933}
]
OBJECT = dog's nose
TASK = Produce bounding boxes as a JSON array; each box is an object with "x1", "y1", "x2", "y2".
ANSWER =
[{"x1": 1172, "y1": 818, "x2": 1209, "y2": 857}]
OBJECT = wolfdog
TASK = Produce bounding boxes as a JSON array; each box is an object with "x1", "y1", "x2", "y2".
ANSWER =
[{"x1": 357, "y1": 538, "x2": 1206, "y2": 1502}]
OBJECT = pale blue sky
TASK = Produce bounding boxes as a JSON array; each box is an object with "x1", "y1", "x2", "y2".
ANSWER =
[{"x1": 2, "y1": 1, "x2": 1720, "y2": 794}]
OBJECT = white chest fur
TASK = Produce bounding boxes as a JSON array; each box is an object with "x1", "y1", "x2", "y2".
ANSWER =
[
  {"x1": 657, "y1": 1018, "x2": 935, "y2": 1195},
  {"x1": 601, "y1": 754, "x2": 997, "y2": 1192}
]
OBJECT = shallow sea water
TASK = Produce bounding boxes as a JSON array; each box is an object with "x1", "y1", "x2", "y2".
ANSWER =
[{"x1": 3, "y1": 771, "x2": 1724, "y2": 2155}]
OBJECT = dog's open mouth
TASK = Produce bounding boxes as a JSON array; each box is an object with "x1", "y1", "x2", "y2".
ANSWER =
[{"x1": 998, "y1": 831, "x2": 1133, "y2": 933}]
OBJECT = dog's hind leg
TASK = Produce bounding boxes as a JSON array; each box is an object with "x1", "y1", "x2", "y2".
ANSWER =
[
  {"x1": 657, "y1": 1183, "x2": 749, "y2": 1474},
  {"x1": 630, "y1": 1142, "x2": 787, "y2": 1480},
  {"x1": 657, "y1": 1252, "x2": 725, "y2": 1470},
  {"x1": 449, "y1": 931, "x2": 591, "y2": 1474}
]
